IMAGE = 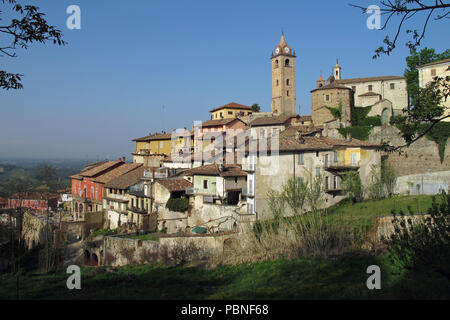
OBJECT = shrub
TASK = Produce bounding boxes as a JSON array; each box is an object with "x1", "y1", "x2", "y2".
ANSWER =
[
  {"x1": 341, "y1": 171, "x2": 364, "y2": 203},
  {"x1": 166, "y1": 197, "x2": 189, "y2": 212},
  {"x1": 385, "y1": 192, "x2": 450, "y2": 278}
]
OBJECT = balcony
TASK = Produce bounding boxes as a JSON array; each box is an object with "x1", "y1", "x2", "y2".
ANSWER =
[
  {"x1": 242, "y1": 164, "x2": 256, "y2": 172},
  {"x1": 128, "y1": 206, "x2": 149, "y2": 215},
  {"x1": 325, "y1": 160, "x2": 360, "y2": 172}
]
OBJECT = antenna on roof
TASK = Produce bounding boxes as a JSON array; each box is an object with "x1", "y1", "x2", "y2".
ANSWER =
[{"x1": 161, "y1": 105, "x2": 165, "y2": 133}]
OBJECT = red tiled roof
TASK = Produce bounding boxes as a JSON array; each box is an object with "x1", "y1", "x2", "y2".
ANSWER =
[
  {"x1": 201, "y1": 118, "x2": 245, "y2": 128},
  {"x1": 103, "y1": 166, "x2": 146, "y2": 189},
  {"x1": 70, "y1": 160, "x2": 123, "y2": 179},
  {"x1": 156, "y1": 179, "x2": 193, "y2": 192},
  {"x1": 93, "y1": 163, "x2": 143, "y2": 184},
  {"x1": 132, "y1": 132, "x2": 173, "y2": 142},
  {"x1": 209, "y1": 102, "x2": 252, "y2": 113},
  {"x1": 334, "y1": 75, "x2": 405, "y2": 84},
  {"x1": 249, "y1": 115, "x2": 296, "y2": 126},
  {"x1": 417, "y1": 58, "x2": 450, "y2": 69}
]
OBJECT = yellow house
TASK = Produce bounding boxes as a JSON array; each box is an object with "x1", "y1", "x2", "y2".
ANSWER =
[
  {"x1": 132, "y1": 130, "x2": 195, "y2": 164},
  {"x1": 210, "y1": 102, "x2": 253, "y2": 120},
  {"x1": 417, "y1": 58, "x2": 450, "y2": 122}
]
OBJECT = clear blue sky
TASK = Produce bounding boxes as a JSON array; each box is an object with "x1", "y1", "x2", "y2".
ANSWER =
[{"x1": 1, "y1": 0, "x2": 448, "y2": 159}]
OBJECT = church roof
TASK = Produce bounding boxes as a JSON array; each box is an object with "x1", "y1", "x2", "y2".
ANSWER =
[{"x1": 334, "y1": 75, "x2": 405, "y2": 84}]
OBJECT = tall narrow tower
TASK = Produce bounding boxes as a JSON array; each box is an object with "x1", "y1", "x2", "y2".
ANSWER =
[
  {"x1": 271, "y1": 33, "x2": 296, "y2": 116},
  {"x1": 333, "y1": 60, "x2": 341, "y2": 81}
]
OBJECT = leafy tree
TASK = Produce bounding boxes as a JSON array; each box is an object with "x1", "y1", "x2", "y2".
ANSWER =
[
  {"x1": 251, "y1": 103, "x2": 261, "y2": 112},
  {"x1": 341, "y1": 171, "x2": 364, "y2": 203},
  {"x1": 281, "y1": 177, "x2": 309, "y2": 215},
  {"x1": 381, "y1": 161, "x2": 397, "y2": 198},
  {"x1": 307, "y1": 175, "x2": 325, "y2": 213},
  {"x1": 1, "y1": 0, "x2": 66, "y2": 89}
]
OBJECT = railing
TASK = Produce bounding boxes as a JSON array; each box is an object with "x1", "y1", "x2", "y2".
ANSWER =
[
  {"x1": 325, "y1": 160, "x2": 360, "y2": 170},
  {"x1": 242, "y1": 164, "x2": 255, "y2": 172}
]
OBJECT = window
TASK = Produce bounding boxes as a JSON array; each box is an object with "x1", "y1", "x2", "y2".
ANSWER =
[
  {"x1": 275, "y1": 60, "x2": 279, "y2": 67},
  {"x1": 297, "y1": 177, "x2": 304, "y2": 185},
  {"x1": 203, "y1": 180, "x2": 208, "y2": 189},
  {"x1": 160, "y1": 141, "x2": 163, "y2": 148},
  {"x1": 336, "y1": 70, "x2": 339, "y2": 76},
  {"x1": 324, "y1": 154, "x2": 329, "y2": 167},
  {"x1": 431, "y1": 69, "x2": 436, "y2": 76},
  {"x1": 368, "y1": 85, "x2": 373, "y2": 91},
  {"x1": 298, "y1": 153, "x2": 304, "y2": 165},
  {"x1": 352, "y1": 86, "x2": 356, "y2": 91},
  {"x1": 287, "y1": 90, "x2": 289, "y2": 96},
  {"x1": 325, "y1": 94, "x2": 330, "y2": 101},
  {"x1": 220, "y1": 112, "x2": 223, "y2": 118},
  {"x1": 276, "y1": 79, "x2": 279, "y2": 86},
  {"x1": 286, "y1": 79, "x2": 290, "y2": 85},
  {"x1": 234, "y1": 177, "x2": 238, "y2": 183},
  {"x1": 285, "y1": 59, "x2": 290, "y2": 67},
  {"x1": 350, "y1": 153, "x2": 356, "y2": 165},
  {"x1": 145, "y1": 143, "x2": 149, "y2": 149},
  {"x1": 260, "y1": 129, "x2": 266, "y2": 139},
  {"x1": 333, "y1": 151, "x2": 338, "y2": 162},
  {"x1": 390, "y1": 83, "x2": 395, "y2": 90},
  {"x1": 325, "y1": 176, "x2": 330, "y2": 189},
  {"x1": 334, "y1": 175, "x2": 338, "y2": 189},
  {"x1": 228, "y1": 111, "x2": 233, "y2": 115}
]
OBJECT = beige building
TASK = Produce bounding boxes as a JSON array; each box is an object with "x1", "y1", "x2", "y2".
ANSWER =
[
  {"x1": 312, "y1": 62, "x2": 409, "y2": 126},
  {"x1": 417, "y1": 58, "x2": 450, "y2": 122},
  {"x1": 243, "y1": 127, "x2": 380, "y2": 219},
  {"x1": 271, "y1": 34, "x2": 297, "y2": 116}
]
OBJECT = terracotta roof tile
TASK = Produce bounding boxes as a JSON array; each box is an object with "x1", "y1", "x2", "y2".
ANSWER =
[
  {"x1": 183, "y1": 163, "x2": 246, "y2": 177},
  {"x1": 334, "y1": 75, "x2": 405, "y2": 84},
  {"x1": 209, "y1": 102, "x2": 252, "y2": 113},
  {"x1": 103, "y1": 166, "x2": 146, "y2": 189},
  {"x1": 201, "y1": 118, "x2": 245, "y2": 128},
  {"x1": 156, "y1": 179, "x2": 193, "y2": 192},
  {"x1": 69, "y1": 160, "x2": 123, "y2": 179},
  {"x1": 132, "y1": 132, "x2": 173, "y2": 142},
  {"x1": 249, "y1": 115, "x2": 296, "y2": 126},
  {"x1": 93, "y1": 163, "x2": 143, "y2": 184}
]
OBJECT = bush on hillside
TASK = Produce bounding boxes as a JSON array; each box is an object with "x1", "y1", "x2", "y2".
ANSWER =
[{"x1": 166, "y1": 197, "x2": 189, "y2": 212}]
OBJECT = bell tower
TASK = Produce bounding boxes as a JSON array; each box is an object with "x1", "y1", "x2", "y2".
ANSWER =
[{"x1": 271, "y1": 33, "x2": 296, "y2": 116}]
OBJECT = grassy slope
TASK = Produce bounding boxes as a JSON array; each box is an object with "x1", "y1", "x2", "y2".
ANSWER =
[
  {"x1": 325, "y1": 195, "x2": 434, "y2": 229},
  {"x1": 0, "y1": 195, "x2": 446, "y2": 300},
  {"x1": 1, "y1": 253, "x2": 449, "y2": 300}
]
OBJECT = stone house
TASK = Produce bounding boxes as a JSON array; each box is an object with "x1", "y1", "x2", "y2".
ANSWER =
[
  {"x1": 183, "y1": 163, "x2": 247, "y2": 206},
  {"x1": 103, "y1": 165, "x2": 146, "y2": 230},
  {"x1": 242, "y1": 126, "x2": 380, "y2": 219},
  {"x1": 417, "y1": 58, "x2": 450, "y2": 122}
]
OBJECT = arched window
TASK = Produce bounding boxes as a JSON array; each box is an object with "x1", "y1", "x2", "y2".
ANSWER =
[
  {"x1": 285, "y1": 59, "x2": 290, "y2": 67},
  {"x1": 275, "y1": 60, "x2": 279, "y2": 67},
  {"x1": 286, "y1": 79, "x2": 290, "y2": 85}
]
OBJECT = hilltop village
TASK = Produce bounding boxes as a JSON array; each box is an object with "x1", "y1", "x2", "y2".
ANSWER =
[{"x1": 2, "y1": 35, "x2": 449, "y2": 268}]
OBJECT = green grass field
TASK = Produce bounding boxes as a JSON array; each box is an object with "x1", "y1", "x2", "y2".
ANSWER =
[
  {"x1": 1, "y1": 253, "x2": 449, "y2": 300},
  {"x1": 325, "y1": 195, "x2": 434, "y2": 229},
  {"x1": 0, "y1": 195, "x2": 446, "y2": 300}
]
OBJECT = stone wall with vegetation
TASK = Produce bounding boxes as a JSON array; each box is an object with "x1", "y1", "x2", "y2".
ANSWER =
[{"x1": 368, "y1": 125, "x2": 450, "y2": 177}]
